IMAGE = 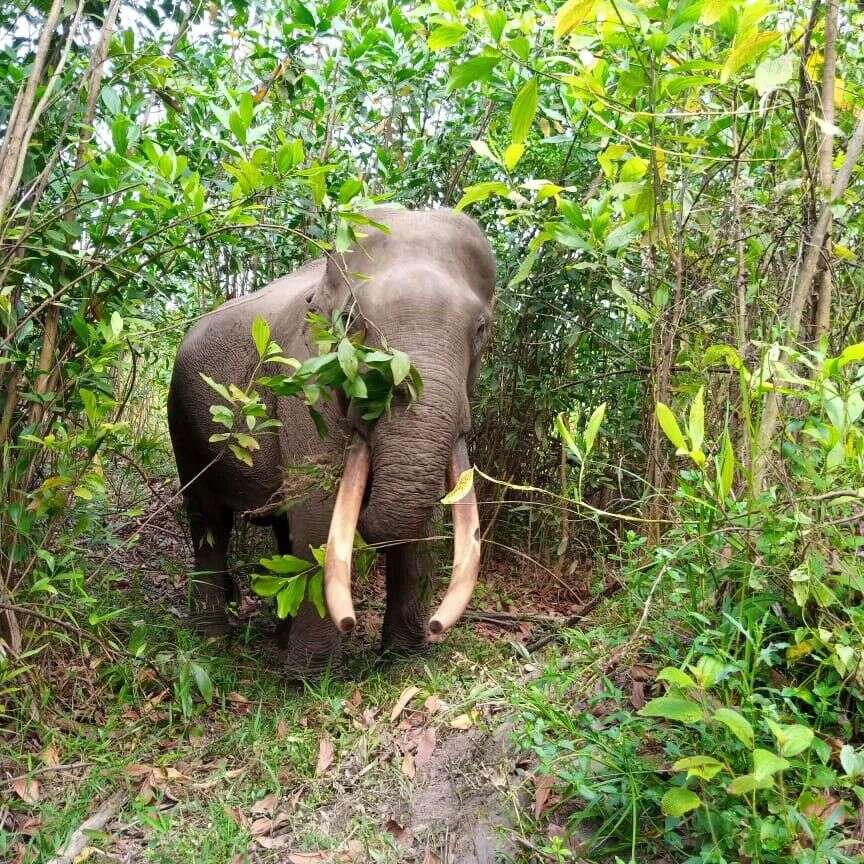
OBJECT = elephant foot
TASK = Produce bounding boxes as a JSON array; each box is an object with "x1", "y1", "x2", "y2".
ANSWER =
[
  {"x1": 189, "y1": 606, "x2": 231, "y2": 638},
  {"x1": 282, "y1": 646, "x2": 342, "y2": 682},
  {"x1": 380, "y1": 630, "x2": 430, "y2": 661}
]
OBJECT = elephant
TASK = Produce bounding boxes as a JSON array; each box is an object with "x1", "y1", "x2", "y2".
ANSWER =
[{"x1": 167, "y1": 207, "x2": 495, "y2": 678}]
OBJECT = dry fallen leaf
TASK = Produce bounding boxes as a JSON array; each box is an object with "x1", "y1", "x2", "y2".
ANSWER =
[
  {"x1": 449, "y1": 712, "x2": 475, "y2": 730},
  {"x1": 40, "y1": 744, "x2": 61, "y2": 767},
  {"x1": 390, "y1": 685, "x2": 421, "y2": 722},
  {"x1": 287, "y1": 853, "x2": 327, "y2": 863},
  {"x1": 276, "y1": 718, "x2": 288, "y2": 741},
  {"x1": 415, "y1": 727, "x2": 436, "y2": 769},
  {"x1": 339, "y1": 838, "x2": 365, "y2": 861},
  {"x1": 315, "y1": 736, "x2": 334, "y2": 777},
  {"x1": 386, "y1": 818, "x2": 411, "y2": 844},
  {"x1": 424, "y1": 694, "x2": 440, "y2": 715},
  {"x1": 256, "y1": 835, "x2": 289, "y2": 850},
  {"x1": 251, "y1": 792, "x2": 279, "y2": 815},
  {"x1": 250, "y1": 810, "x2": 290, "y2": 836},
  {"x1": 11, "y1": 777, "x2": 40, "y2": 804},
  {"x1": 72, "y1": 848, "x2": 95, "y2": 863},
  {"x1": 533, "y1": 773, "x2": 555, "y2": 819},
  {"x1": 422, "y1": 851, "x2": 442, "y2": 864},
  {"x1": 401, "y1": 751, "x2": 415, "y2": 780}
]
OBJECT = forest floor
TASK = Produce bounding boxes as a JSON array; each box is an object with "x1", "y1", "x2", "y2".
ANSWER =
[{"x1": 1, "y1": 475, "x2": 646, "y2": 864}]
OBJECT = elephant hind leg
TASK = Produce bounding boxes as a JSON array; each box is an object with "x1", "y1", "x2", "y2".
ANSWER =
[
  {"x1": 186, "y1": 494, "x2": 233, "y2": 636},
  {"x1": 272, "y1": 514, "x2": 293, "y2": 647}
]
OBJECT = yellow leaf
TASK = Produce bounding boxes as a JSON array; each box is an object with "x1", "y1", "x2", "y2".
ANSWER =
[
  {"x1": 390, "y1": 685, "x2": 421, "y2": 722},
  {"x1": 450, "y1": 711, "x2": 477, "y2": 730},
  {"x1": 700, "y1": 0, "x2": 730, "y2": 25},
  {"x1": 441, "y1": 467, "x2": 474, "y2": 505},
  {"x1": 833, "y1": 244, "x2": 855, "y2": 261},
  {"x1": 805, "y1": 50, "x2": 822, "y2": 83},
  {"x1": 554, "y1": 0, "x2": 597, "y2": 39},
  {"x1": 720, "y1": 31, "x2": 780, "y2": 83},
  {"x1": 504, "y1": 142, "x2": 525, "y2": 170}
]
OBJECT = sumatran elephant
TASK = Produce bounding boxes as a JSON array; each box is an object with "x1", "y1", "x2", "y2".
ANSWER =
[{"x1": 167, "y1": 208, "x2": 495, "y2": 678}]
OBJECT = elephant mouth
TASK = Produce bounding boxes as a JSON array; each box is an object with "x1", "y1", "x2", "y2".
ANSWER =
[{"x1": 323, "y1": 435, "x2": 480, "y2": 637}]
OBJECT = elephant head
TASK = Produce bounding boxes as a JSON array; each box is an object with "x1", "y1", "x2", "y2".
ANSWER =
[{"x1": 308, "y1": 209, "x2": 495, "y2": 638}]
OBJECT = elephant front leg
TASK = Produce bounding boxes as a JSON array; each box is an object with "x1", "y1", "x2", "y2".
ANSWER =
[
  {"x1": 382, "y1": 541, "x2": 435, "y2": 656},
  {"x1": 282, "y1": 508, "x2": 342, "y2": 680}
]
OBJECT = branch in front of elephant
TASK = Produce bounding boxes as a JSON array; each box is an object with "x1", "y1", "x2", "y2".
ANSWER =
[
  {"x1": 87, "y1": 451, "x2": 225, "y2": 582},
  {"x1": 473, "y1": 466, "x2": 678, "y2": 526}
]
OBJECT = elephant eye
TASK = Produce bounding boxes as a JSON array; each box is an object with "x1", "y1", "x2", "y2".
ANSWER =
[{"x1": 474, "y1": 317, "x2": 488, "y2": 349}]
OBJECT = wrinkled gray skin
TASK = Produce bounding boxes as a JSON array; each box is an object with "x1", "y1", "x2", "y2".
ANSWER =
[{"x1": 168, "y1": 209, "x2": 495, "y2": 678}]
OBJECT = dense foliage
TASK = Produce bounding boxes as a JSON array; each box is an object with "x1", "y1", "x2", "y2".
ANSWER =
[{"x1": 1, "y1": 0, "x2": 864, "y2": 861}]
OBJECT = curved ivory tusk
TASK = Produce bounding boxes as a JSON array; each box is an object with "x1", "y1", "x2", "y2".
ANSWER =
[
  {"x1": 324, "y1": 436, "x2": 370, "y2": 634},
  {"x1": 428, "y1": 438, "x2": 481, "y2": 635}
]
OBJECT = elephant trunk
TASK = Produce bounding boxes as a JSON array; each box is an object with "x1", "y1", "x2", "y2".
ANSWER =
[{"x1": 323, "y1": 375, "x2": 480, "y2": 636}]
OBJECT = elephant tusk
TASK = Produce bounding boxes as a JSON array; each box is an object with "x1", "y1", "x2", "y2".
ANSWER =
[
  {"x1": 324, "y1": 435, "x2": 370, "y2": 634},
  {"x1": 428, "y1": 438, "x2": 481, "y2": 636}
]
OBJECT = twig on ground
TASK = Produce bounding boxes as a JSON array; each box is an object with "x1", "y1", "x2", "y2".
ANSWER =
[
  {"x1": 527, "y1": 580, "x2": 622, "y2": 652},
  {"x1": 464, "y1": 610, "x2": 565, "y2": 626},
  {"x1": 3, "y1": 761, "x2": 90, "y2": 786},
  {"x1": 47, "y1": 790, "x2": 126, "y2": 864}
]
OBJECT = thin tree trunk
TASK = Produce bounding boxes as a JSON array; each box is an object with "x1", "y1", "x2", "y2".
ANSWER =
[
  {"x1": 0, "y1": 0, "x2": 64, "y2": 228},
  {"x1": 813, "y1": 0, "x2": 838, "y2": 341},
  {"x1": 755, "y1": 110, "x2": 864, "y2": 490}
]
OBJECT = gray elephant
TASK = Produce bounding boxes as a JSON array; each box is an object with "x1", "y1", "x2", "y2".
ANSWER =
[{"x1": 167, "y1": 208, "x2": 495, "y2": 677}]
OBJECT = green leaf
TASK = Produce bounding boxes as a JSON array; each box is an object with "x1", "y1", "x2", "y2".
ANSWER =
[
  {"x1": 838, "y1": 342, "x2": 864, "y2": 367},
  {"x1": 713, "y1": 707, "x2": 754, "y2": 748},
  {"x1": 251, "y1": 574, "x2": 285, "y2": 596},
  {"x1": 728, "y1": 773, "x2": 763, "y2": 795},
  {"x1": 428, "y1": 22, "x2": 467, "y2": 51},
  {"x1": 200, "y1": 373, "x2": 233, "y2": 404},
  {"x1": 620, "y1": 156, "x2": 648, "y2": 182},
  {"x1": 656, "y1": 667, "x2": 697, "y2": 689},
  {"x1": 753, "y1": 748, "x2": 789, "y2": 781},
  {"x1": 276, "y1": 575, "x2": 308, "y2": 618},
  {"x1": 554, "y1": 0, "x2": 597, "y2": 39},
  {"x1": 252, "y1": 315, "x2": 270, "y2": 359},
  {"x1": 511, "y1": 77, "x2": 538, "y2": 147},
  {"x1": 390, "y1": 349, "x2": 410, "y2": 385},
  {"x1": 639, "y1": 697, "x2": 703, "y2": 724},
  {"x1": 454, "y1": 181, "x2": 509, "y2": 211},
  {"x1": 229, "y1": 443, "x2": 253, "y2": 466},
  {"x1": 688, "y1": 387, "x2": 705, "y2": 454},
  {"x1": 753, "y1": 52, "x2": 795, "y2": 95},
  {"x1": 259, "y1": 554, "x2": 314, "y2": 574},
  {"x1": 767, "y1": 721, "x2": 814, "y2": 757},
  {"x1": 556, "y1": 412, "x2": 580, "y2": 458},
  {"x1": 338, "y1": 338, "x2": 358, "y2": 380},
  {"x1": 447, "y1": 55, "x2": 501, "y2": 91},
  {"x1": 441, "y1": 467, "x2": 474, "y2": 505},
  {"x1": 110, "y1": 310, "x2": 124, "y2": 336},
  {"x1": 656, "y1": 403, "x2": 687, "y2": 452},
  {"x1": 190, "y1": 662, "x2": 214, "y2": 703},
  {"x1": 484, "y1": 7, "x2": 506, "y2": 41},
  {"x1": 717, "y1": 431, "x2": 735, "y2": 498},
  {"x1": 583, "y1": 403, "x2": 606, "y2": 454},
  {"x1": 720, "y1": 31, "x2": 780, "y2": 83},
  {"x1": 209, "y1": 404, "x2": 235, "y2": 429},
  {"x1": 503, "y1": 142, "x2": 525, "y2": 170},
  {"x1": 673, "y1": 755, "x2": 726, "y2": 780},
  {"x1": 307, "y1": 569, "x2": 326, "y2": 618},
  {"x1": 660, "y1": 787, "x2": 701, "y2": 817}
]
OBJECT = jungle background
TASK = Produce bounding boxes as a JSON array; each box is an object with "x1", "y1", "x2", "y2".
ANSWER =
[{"x1": 2, "y1": 0, "x2": 864, "y2": 861}]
